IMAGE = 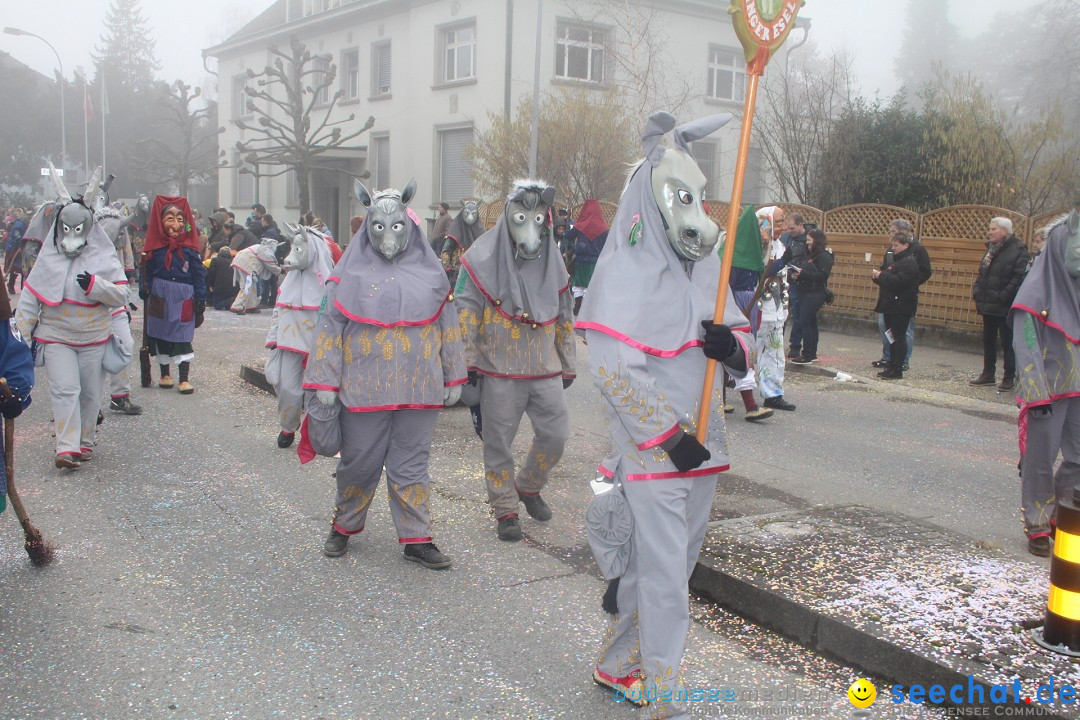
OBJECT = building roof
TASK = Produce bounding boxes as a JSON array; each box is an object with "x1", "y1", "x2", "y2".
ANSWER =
[{"x1": 0, "y1": 50, "x2": 52, "y2": 84}]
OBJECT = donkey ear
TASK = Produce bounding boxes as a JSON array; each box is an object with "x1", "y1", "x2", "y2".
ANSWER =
[
  {"x1": 460, "y1": 199, "x2": 468, "y2": 208},
  {"x1": 643, "y1": 111, "x2": 677, "y2": 166},
  {"x1": 83, "y1": 166, "x2": 103, "y2": 207},
  {"x1": 541, "y1": 186, "x2": 556, "y2": 207},
  {"x1": 1069, "y1": 209, "x2": 1079, "y2": 233},
  {"x1": 48, "y1": 161, "x2": 72, "y2": 203},
  {"x1": 401, "y1": 178, "x2": 417, "y2": 206},
  {"x1": 283, "y1": 221, "x2": 299, "y2": 236},
  {"x1": 354, "y1": 180, "x2": 372, "y2": 207}
]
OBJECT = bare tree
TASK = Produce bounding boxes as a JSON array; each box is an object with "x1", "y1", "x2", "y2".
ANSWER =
[
  {"x1": 130, "y1": 81, "x2": 224, "y2": 196},
  {"x1": 232, "y1": 35, "x2": 374, "y2": 212},
  {"x1": 754, "y1": 48, "x2": 854, "y2": 203}
]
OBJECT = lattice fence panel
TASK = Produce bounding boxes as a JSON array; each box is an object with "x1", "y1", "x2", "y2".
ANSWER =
[
  {"x1": 705, "y1": 202, "x2": 732, "y2": 229},
  {"x1": 769, "y1": 202, "x2": 823, "y2": 229},
  {"x1": 1030, "y1": 209, "x2": 1072, "y2": 240},
  {"x1": 921, "y1": 205, "x2": 1030, "y2": 245},
  {"x1": 480, "y1": 201, "x2": 503, "y2": 229},
  {"x1": 824, "y1": 204, "x2": 917, "y2": 236}
]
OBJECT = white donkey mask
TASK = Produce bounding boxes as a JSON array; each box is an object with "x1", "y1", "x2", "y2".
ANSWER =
[
  {"x1": 49, "y1": 162, "x2": 103, "y2": 259},
  {"x1": 354, "y1": 178, "x2": 417, "y2": 261},
  {"x1": 281, "y1": 222, "x2": 313, "y2": 271}
]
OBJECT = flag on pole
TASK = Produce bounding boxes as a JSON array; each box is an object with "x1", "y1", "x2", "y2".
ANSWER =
[{"x1": 83, "y1": 79, "x2": 94, "y2": 123}]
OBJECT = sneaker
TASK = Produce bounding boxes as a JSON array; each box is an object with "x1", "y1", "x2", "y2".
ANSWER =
[
  {"x1": 969, "y1": 373, "x2": 995, "y2": 386},
  {"x1": 998, "y1": 377, "x2": 1015, "y2": 392},
  {"x1": 497, "y1": 516, "x2": 523, "y2": 542},
  {"x1": 109, "y1": 397, "x2": 143, "y2": 415},
  {"x1": 403, "y1": 541, "x2": 453, "y2": 570},
  {"x1": 744, "y1": 406, "x2": 773, "y2": 422},
  {"x1": 54, "y1": 454, "x2": 81, "y2": 470},
  {"x1": 323, "y1": 528, "x2": 349, "y2": 557},
  {"x1": 159, "y1": 376, "x2": 175, "y2": 389},
  {"x1": 790, "y1": 356, "x2": 815, "y2": 365},
  {"x1": 519, "y1": 492, "x2": 552, "y2": 521},
  {"x1": 178, "y1": 381, "x2": 195, "y2": 394},
  {"x1": 593, "y1": 668, "x2": 648, "y2": 707},
  {"x1": 763, "y1": 396, "x2": 796, "y2": 411},
  {"x1": 277, "y1": 431, "x2": 295, "y2": 449},
  {"x1": 871, "y1": 360, "x2": 889, "y2": 368},
  {"x1": 786, "y1": 347, "x2": 800, "y2": 360},
  {"x1": 1028, "y1": 535, "x2": 1051, "y2": 557},
  {"x1": 877, "y1": 368, "x2": 903, "y2": 379}
]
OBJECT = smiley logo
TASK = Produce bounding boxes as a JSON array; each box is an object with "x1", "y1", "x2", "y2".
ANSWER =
[{"x1": 848, "y1": 678, "x2": 876, "y2": 708}]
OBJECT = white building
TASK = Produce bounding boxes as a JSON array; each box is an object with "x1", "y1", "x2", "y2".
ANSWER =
[{"x1": 204, "y1": 0, "x2": 768, "y2": 240}]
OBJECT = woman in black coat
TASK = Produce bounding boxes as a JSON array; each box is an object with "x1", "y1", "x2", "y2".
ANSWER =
[
  {"x1": 791, "y1": 229, "x2": 834, "y2": 364},
  {"x1": 872, "y1": 234, "x2": 920, "y2": 379}
]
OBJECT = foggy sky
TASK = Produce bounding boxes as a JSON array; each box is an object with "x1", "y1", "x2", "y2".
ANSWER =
[{"x1": 1, "y1": 0, "x2": 1044, "y2": 98}]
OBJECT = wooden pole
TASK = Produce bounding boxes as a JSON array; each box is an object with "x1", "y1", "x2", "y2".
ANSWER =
[{"x1": 696, "y1": 71, "x2": 761, "y2": 444}]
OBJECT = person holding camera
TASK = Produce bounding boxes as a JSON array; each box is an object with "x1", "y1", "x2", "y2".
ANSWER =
[
  {"x1": 789, "y1": 229, "x2": 833, "y2": 365},
  {"x1": 871, "y1": 231, "x2": 920, "y2": 379}
]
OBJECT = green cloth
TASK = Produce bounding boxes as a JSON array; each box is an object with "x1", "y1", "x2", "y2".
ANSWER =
[
  {"x1": 731, "y1": 205, "x2": 764, "y2": 273},
  {"x1": 572, "y1": 260, "x2": 597, "y2": 288}
]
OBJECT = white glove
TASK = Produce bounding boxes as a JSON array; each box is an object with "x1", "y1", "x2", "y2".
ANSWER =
[
  {"x1": 316, "y1": 389, "x2": 338, "y2": 406},
  {"x1": 443, "y1": 384, "x2": 462, "y2": 407}
]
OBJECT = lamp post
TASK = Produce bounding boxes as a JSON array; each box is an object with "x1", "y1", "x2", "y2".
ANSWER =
[{"x1": 4, "y1": 26, "x2": 66, "y2": 174}]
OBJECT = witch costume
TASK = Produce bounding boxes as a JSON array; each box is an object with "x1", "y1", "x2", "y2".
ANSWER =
[
  {"x1": 265, "y1": 227, "x2": 334, "y2": 449},
  {"x1": 455, "y1": 181, "x2": 577, "y2": 542},
  {"x1": 139, "y1": 196, "x2": 207, "y2": 394},
  {"x1": 575, "y1": 112, "x2": 752, "y2": 719},
  {"x1": 1011, "y1": 211, "x2": 1080, "y2": 556},
  {"x1": 301, "y1": 181, "x2": 466, "y2": 569},
  {"x1": 15, "y1": 184, "x2": 128, "y2": 468}
]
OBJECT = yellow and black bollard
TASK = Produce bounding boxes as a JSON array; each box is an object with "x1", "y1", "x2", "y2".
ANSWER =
[{"x1": 1033, "y1": 486, "x2": 1080, "y2": 656}]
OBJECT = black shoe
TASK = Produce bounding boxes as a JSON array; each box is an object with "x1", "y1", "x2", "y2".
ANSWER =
[
  {"x1": 877, "y1": 368, "x2": 902, "y2": 379},
  {"x1": 96, "y1": 410, "x2": 105, "y2": 426},
  {"x1": 998, "y1": 377, "x2": 1015, "y2": 392},
  {"x1": 763, "y1": 396, "x2": 796, "y2": 411},
  {"x1": 109, "y1": 397, "x2": 143, "y2": 415},
  {"x1": 497, "y1": 517, "x2": 523, "y2": 542},
  {"x1": 404, "y1": 541, "x2": 452, "y2": 570},
  {"x1": 969, "y1": 373, "x2": 995, "y2": 386},
  {"x1": 1028, "y1": 535, "x2": 1051, "y2": 557},
  {"x1": 902, "y1": 363, "x2": 910, "y2": 372},
  {"x1": 323, "y1": 528, "x2": 349, "y2": 557},
  {"x1": 871, "y1": 359, "x2": 889, "y2": 368},
  {"x1": 277, "y1": 431, "x2": 295, "y2": 448},
  {"x1": 519, "y1": 493, "x2": 552, "y2": 521},
  {"x1": 787, "y1": 348, "x2": 801, "y2": 360},
  {"x1": 790, "y1": 356, "x2": 816, "y2": 365}
]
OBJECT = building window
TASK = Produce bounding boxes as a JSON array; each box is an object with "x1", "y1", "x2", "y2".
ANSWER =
[
  {"x1": 371, "y1": 42, "x2": 391, "y2": 97},
  {"x1": 234, "y1": 152, "x2": 255, "y2": 206},
  {"x1": 555, "y1": 21, "x2": 606, "y2": 83},
  {"x1": 341, "y1": 49, "x2": 360, "y2": 101},
  {"x1": 371, "y1": 134, "x2": 390, "y2": 190},
  {"x1": 440, "y1": 23, "x2": 475, "y2": 83},
  {"x1": 286, "y1": 168, "x2": 300, "y2": 208},
  {"x1": 231, "y1": 75, "x2": 251, "y2": 119},
  {"x1": 691, "y1": 141, "x2": 718, "y2": 199},
  {"x1": 437, "y1": 126, "x2": 474, "y2": 203},
  {"x1": 744, "y1": 146, "x2": 763, "y2": 205},
  {"x1": 313, "y1": 55, "x2": 332, "y2": 105},
  {"x1": 707, "y1": 46, "x2": 746, "y2": 102}
]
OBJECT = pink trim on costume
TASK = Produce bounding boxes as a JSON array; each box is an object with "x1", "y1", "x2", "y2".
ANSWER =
[
  {"x1": 56, "y1": 450, "x2": 81, "y2": 457},
  {"x1": 276, "y1": 301, "x2": 321, "y2": 311},
  {"x1": 327, "y1": 276, "x2": 342, "y2": 284},
  {"x1": 1013, "y1": 304, "x2": 1080, "y2": 345},
  {"x1": 332, "y1": 298, "x2": 445, "y2": 328},
  {"x1": 558, "y1": 282, "x2": 570, "y2": 295},
  {"x1": 496, "y1": 513, "x2": 519, "y2": 521},
  {"x1": 472, "y1": 368, "x2": 563, "y2": 381},
  {"x1": 34, "y1": 336, "x2": 111, "y2": 348},
  {"x1": 625, "y1": 464, "x2": 729, "y2": 481},
  {"x1": 1029, "y1": 531, "x2": 1052, "y2": 540},
  {"x1": 265, "y1": 342, "x2": 276, "y2": 349},
  {"x1": 638, "y1": 423, "x2": 680, "y2": 451},
  {"x1": 64, "y1": 298, "x2": 102, "y2": 308},
  {"x1": 514, "y1": 484, "x2": 539, "y2": 497},
  {"x1": 111, "y1": 308, "x2": 127, "y2": 317},
  {"x1": 302, "y1": 383, "x2": 340, "y2": 392},
  {"x1": 574, "y1": 321, "x2": 704, "y2": 357},
  {"x1": 80, "y1": 447, "x2": 93, "y2": 454},
  {"x1": 115, "y1": 280, "x2": 129, "y2": 286},
  {"x1": 445, "y1": 377, "x2": 469, "y2": 387},
  {"x1": 23, "y1": 282, "x2": 61, "y2": 307},
  {"x1": 594, "y1": 667, "x2": 642, "y2": 688},
  {"x1": 111, "y1": 393, "x2": 129, "y2": 399},
  {"x1": 332, "y1": 523, "x2": 364, "y2": 536},
  {"x1": 398, "y1": 536, "x2": 433, "y2": 544},
  {"x1": 460, "y1": 258, "x2": 560, "y2": 326},
  {"x1": 343, "y1": 403, "x2": 443, "y2": 412},
  {"x1": 596, "y1": 465, "x2": 615, "y2": 479},
  {"x1": 84, "y1": 274, "x2": 96, "y2": 295},
  {"x1": 275, "y1": 344, "x2": 309, "y2": 358}
]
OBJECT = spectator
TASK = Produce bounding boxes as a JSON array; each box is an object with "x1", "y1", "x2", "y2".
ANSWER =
[
  {"x1": 872, "y1": 219, "x2": 932, "y2": 371},
  {"x1": 784, "y1": 214, "x2": 809, "y2": 359},
  {"x1": 970, "y1": 217, "x2": 1030, "y2": 391},
  {"x1": 790, "y1": 228, "x2": 833, "y2": 365},
  {"x1": 554, "y1": 220, "x2": 574, "y2": 276},
  {"x1": 260, "y1": 214, "x2": 285, "y2": 307},
  {"x1": 246, "y1": 203, "x2": 266, "y2": 232},
  {"x1": 871, "y1": 230, "x2": 920, "y2": 379},
  {"x1": 431, "y1": 202, "x2": 452, "y2": 254},
  {"x1": 206, "y1": 212, "x2": 230, "y2": 254},
  {"x1": 228, "y1": 222, "x2": 260, "y2": 253},
  {"x1": 349, "y1": 215, "x2": 364, "y2": 237},
  {"x1": 4, "y1": 209, "x2": 27, "y2": 293},
  {"x1": 564, "y1": 199, "x2": 609, "y2": 315},
  {"x1": 207, "y1": 247, "x2": 238, "y2": 310}
]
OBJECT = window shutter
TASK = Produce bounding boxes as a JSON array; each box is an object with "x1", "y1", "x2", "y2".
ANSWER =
[
  {"x1": 377, "y1": 44, "x2": 391, "y2": 94},
  {"x1": 440, "y1": 128, "x2": 474, "y2": 202},
  {"x1": 374, "y1": 136, "x2": 390, "y2": 189}
]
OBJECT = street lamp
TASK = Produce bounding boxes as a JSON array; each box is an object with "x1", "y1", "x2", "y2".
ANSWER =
[{"x1": 4, "y1": 26, "x2": 66, "y2": 175}]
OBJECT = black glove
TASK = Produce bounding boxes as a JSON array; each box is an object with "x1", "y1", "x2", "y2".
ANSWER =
[
  {"x1": 701, "y1": 320, "x2": 736, "y2": 360},
  {"x1": 139, "y1": 286, "x2": 150, "y2": 300},
  {"x1": 667, "y1": 433, "x2": 711, "y2": 473},
  {"x1": 1030, "y1": 405, "x2": 1053, "y2": 418},
  {"x1": 0, "y1": 395, "x2": 23, "y2": 420},
  {"x1": 76, "y1": 272, "x2": 93, "y2": 291},
  {"x1": 468, "y1": 369, "x2": 479, "y2": 386},
  {"x1": 563, "y1": 376, "x2": 574, "y2": 389}
]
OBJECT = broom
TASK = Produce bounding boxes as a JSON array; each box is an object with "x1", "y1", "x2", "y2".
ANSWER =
[
  {"x1": 139, "y1": 257, "x2": 152, "y2": 387},
  {"x1": 0, "y1": 377, "x2": 54, "y2": 565}
]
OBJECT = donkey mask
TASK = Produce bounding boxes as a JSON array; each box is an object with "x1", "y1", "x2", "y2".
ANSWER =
[
  {"x1": 505, "y1": 182, "x2": 556, "y2": 260},
  {"x1": 354, "y1": 178, "x2": 417, "y2": 261},
  {"x1": 281, "y1": 222, "x2": 313, "y2": 272}
]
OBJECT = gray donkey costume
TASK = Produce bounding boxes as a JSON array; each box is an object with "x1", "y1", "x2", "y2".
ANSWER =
[
  {"x1": 576, "y1": 113, "x2": 752, "y2": 719},
  {"x1": 15, "y1": 166, "x2": 128, "y2": 469},
  {"x1": 96, "y1": 201, "x2": 142, "y2": 415},
  {"x1": 303, "y1": 180, "x2": 467, "y2": 569},
  {"x1": 456, "y1": 181, "x2": 577, "y2": 542}
]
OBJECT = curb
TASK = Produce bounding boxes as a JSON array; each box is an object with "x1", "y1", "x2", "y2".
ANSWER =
[
  {"x1": 240, "y1": 364, "x2": 276, "y2": 395},
  {"x1": 689, "y1": 559, "x2": 1068, "y2": 719}
]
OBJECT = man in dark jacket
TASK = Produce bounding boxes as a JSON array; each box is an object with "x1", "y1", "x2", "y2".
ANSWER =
[
  {"x1": 228, "y1": 223, "x2": 260, "y2": 253},
  {"x1": 259, "y1": 214, "x2": 284, "y2": 307},
  {"x1": 207, "y1": 247, "x2": 238, "y2": 310},
  {"x1": 783, "y1": 214, "x2": 809, "y2": 359},
  {"x1": 873, "y1": 219, "x2": 932, "y2": 371},
  {"x1": 872, "y1": 233, "x2": 921, "y2": 379},
  {"x1": 970, "y1": 217, "x2": 1030, "y2": 390}
]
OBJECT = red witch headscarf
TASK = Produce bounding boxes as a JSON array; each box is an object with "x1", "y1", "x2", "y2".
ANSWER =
[
  {"x1": 573, "y1": 198, "x2": 610, "y2": 242},
  {"x1": 142, "y1": 195, "x2": 200, "y2": 269}
]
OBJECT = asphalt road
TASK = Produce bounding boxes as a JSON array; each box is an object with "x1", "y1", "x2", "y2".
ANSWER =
[{"x1": 0, "y1": 306, "x2": 1019, "y2": 719}]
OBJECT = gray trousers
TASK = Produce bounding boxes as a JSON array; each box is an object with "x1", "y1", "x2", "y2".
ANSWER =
[
  {"x1": 275, "y1": 351, "x2": 305, "y2": 433},
  {"x1": 108, "y1": 312, "x2": 133, "y2": 399},
  {"x1": 43, "y1": 342, "x2": 107, "y2": 458},
  {"x1": 479, "y1": 375, "x2": 569, "y2": 519},
  {"x1": 332, "y1": 409, "x2": 440, "y2": 543},
  {"x1": 596, "y1": 472, "x2": 718, "y2": 720},
  {"x1": 1022, "y1": 397, "x2": 1080, "y2": 536}
]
